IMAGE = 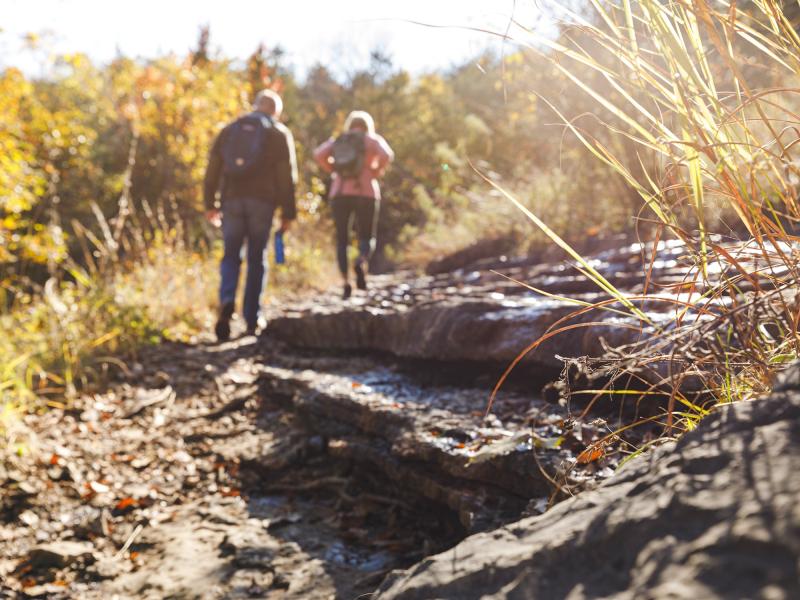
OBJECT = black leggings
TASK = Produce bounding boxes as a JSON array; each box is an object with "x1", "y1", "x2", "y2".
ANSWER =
[{"x1": 331, "y1": 195, "x2": 379, "y2": 276}]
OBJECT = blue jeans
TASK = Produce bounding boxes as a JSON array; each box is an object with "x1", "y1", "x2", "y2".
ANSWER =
[{"x1": 219, "y1": 197, "x2": 275, "y2": 328}]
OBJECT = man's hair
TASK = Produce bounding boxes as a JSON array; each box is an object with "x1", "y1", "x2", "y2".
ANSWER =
[
  {"x1": 344, "y1": 110, "x2": 375, "y2": 135},
  {"x1": 253, "y1": 89, "x2": 283, "y2": 117}
]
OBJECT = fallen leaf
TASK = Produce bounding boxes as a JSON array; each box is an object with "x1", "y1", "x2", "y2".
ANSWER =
[
  {"x1": 577, "y1": 444, "x2": 605, "y2": 464},
  {"x1": 115, "y1": 497, "x2": 137, "y2": 511},
  {"x1": 533, "y1": 436, "x2": 564, "y2": 450}
]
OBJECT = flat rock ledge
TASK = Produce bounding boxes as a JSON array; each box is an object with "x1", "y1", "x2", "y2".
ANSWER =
[
  {"x1": 267, "y1": 242, "x2": 692, "y2": 369},
  {"x1": 255, "y1": 353, "x2": 609, "y2": 532},
  {"x1": 374, "y1": 371, "x2": 800, "y2": 599}
]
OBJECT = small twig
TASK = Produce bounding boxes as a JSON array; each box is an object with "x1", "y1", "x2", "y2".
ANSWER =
[
  {"x1": 267, "y1": 476, "x2": 349, "y2": 493},
  {"x1": 358, "y1": 493, "x2": 414, "y2": 512},
  {"x1": 124, "y1": 387, "x2": 175, "y2": 419},
  {"x1": 353, "y1": 567, "x2": 395, "y2": 592},
  {"x1": 267, "y1": 476, "x2": 414, "y2": 511},
  {"x1": 113, "y1": 524, "x2": 144, "y2": 560},
  {"x1": 369, "y1": 536, "x2": 417, "y2": 549},
  {"x1": 191, "y1": 388, "x2": 254, "y2": 421}
]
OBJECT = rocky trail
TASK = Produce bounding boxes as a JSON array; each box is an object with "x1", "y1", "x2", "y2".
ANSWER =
[
  {"x1": 1, "y1": 329, "x2": 620, "y2": 599},
  {"x1": 2, "y1": 241, "x2": 798, "y2": 599}
]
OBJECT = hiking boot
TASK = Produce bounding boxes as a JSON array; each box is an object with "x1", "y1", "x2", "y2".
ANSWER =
[
  {"x1": 214, "y1": 302, "x2": 235, "y2": 342},
  {"x1": 246, "y1": 316, "x2": 267, "y2": 338},
  {"x1": 342, "y1": 283, "x2": 353, "y2": 300},
  {"x1": 354, "y1": 261, "x2": 367, "y2": 291}
]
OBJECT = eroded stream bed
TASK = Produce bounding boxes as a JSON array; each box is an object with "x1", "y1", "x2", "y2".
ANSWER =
[{"x1": 1, "y1": 318, "x2": 628, "y2": 599}]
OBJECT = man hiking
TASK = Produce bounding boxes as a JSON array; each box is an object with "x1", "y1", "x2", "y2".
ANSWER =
[
  {"x1": 204, "y1": 89, "x2": 297, "y2": 341},
  {"x1": 313, "y1": 110, "x2": 394, "y2": 299}
]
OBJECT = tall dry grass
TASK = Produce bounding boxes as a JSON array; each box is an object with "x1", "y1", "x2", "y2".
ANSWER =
[
  {"x1": 489, "y1": 0, "x2": 800, "y2": 435},
  {"x1": 0, "y1": 199, "x2": 220, "y2": 447}
]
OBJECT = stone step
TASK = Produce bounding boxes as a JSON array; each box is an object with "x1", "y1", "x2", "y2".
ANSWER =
[
  {"x1": 254, "y1": 353, "x2": 612, "y2": 531},
  {"x1": 266, "y1": 242, "x2": 701, "y2": 369}
]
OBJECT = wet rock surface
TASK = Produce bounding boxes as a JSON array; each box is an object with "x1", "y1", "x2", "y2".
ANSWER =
[
  {"x1": 425, "y1": 236, "x2": 519, "y2": 275},
  {"x1": 257, "y1": 351, "x2": 616, "y2": 531},
  {"x1": 375, "y1": 373, "x2": 800, "y2": 599},
  {"x1": 0, "y1": 327, "x2": 619, "y2": 598},
  {"x1": 266, "y1": 241, "x2": 693, "y2": 369}
]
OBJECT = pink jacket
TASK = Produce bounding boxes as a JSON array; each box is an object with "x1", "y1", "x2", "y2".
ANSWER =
[{"x1": 313, "y1": 132, "x2": 394, "y2": 200}]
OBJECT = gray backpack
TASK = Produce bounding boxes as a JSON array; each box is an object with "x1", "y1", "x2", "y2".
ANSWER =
[
  {"x1": 221, "y1": 113, "x2": 272, "y2": 178},
  {"x1": 331, "y1": 132, "x2": 365, "y2": 178}
]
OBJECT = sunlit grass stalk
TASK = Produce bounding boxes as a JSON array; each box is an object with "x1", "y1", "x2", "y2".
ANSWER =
[
  {"x1": 490, "y1": 0, "x2": 800, "y2": 433},
  {"x1": 0, "y1": 202, "x2": 219, "y2": 442}
]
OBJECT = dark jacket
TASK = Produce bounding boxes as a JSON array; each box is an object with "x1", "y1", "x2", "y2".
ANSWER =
[{"x1": 203, "y1": 112, "x2": 298, "y2": 220}]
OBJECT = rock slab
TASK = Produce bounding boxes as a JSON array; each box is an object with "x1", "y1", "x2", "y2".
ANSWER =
[
  {"x1": 375, "y1": 377, "x2": 800, "y2": 599},
  {"x1": 267, "y1": 241, "x2": 693, "y2": 369}
]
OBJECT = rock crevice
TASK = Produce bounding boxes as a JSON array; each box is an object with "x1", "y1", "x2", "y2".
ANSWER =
[{"x1": 374, "y1": 381, "x2": 800, "y2": 599}]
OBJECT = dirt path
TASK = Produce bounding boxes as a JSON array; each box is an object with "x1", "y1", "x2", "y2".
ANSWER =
[
  {"x1": 1, "y1": 331, "x2": 463, "y2": 599},
  {"x1": 0, "y1": 259, "x2": 645, "y2": 599}
]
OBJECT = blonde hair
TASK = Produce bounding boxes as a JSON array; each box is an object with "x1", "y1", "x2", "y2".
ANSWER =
[
  {"x1": 343, "y1": 110, "x2": 375, "y2": 135},
  {"x1": 253, "y1": 89, "x2": 283, "y2": 117}
]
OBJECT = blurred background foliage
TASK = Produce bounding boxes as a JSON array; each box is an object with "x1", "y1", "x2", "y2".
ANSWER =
[
  {"x1": 1, "y1": 21, "x2": 652, "y2": 291},
  {"x1": 3, "y1": 0, "x2": 793, "y2": 416}
]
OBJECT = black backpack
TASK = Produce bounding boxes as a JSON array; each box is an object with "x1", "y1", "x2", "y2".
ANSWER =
[
  {"x1": 331, "y1": 132, "x2": 366, "y2": 178},
  {"x1": 221, "y1": 113, "x2": 272, "y2": 178}
]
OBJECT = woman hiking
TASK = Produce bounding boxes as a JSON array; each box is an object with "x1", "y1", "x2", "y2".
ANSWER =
[{"x1": 313, "y1": 111, "x2": 394, "y2": 299}]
